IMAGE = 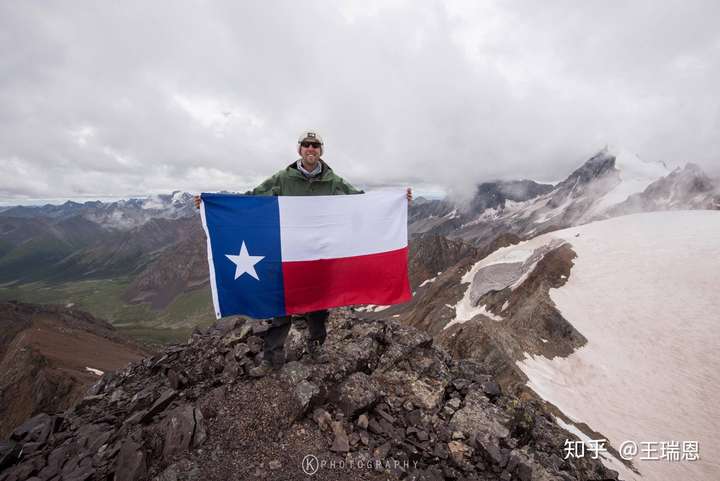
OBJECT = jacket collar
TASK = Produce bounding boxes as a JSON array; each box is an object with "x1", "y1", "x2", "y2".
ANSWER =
[{"x1": 286, "y1": 160, "x2": 333, "y2": 181}]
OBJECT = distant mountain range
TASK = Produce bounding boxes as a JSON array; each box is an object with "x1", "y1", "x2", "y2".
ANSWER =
[
  {"x1": 0, "y1": 191, "x2": 196, "y2": 228},
  {"x1": 0, "y1": 192, "x2": 197, "y2": 284},
  {"x1": 410, "y1": 147, "x2": 720, "y2": 249},
  {"x1": 1, "y1": 148, "x2": 717, "y2": 331}
]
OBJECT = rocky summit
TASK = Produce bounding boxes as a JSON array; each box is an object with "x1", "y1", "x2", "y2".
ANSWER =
[{"x1": 0, "y1": 310, "x2": 618, "y2": 481}]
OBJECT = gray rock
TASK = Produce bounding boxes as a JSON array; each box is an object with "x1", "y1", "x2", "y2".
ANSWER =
[
  {"x1": 224, "y1": 354, "x2": 240, "y2": 377},
  {"x1": 357, "y1": 413, "x2": 369, "y2": 430},
  {"x1": 220, "y1": 334, "x2": 242, "y2": 349},
  {"x1": 475, "y1": 434, "x2": 508, "y2": 467},
  {"x1": 292, "y1": 380, "x2": 319, "y2": 419},
  {"x1": 0, "y1": 441, "x2": 20, "y2": 469},
  {"x1": 449, "y1": 390, "x2": 510, "y2": 439},
  {"x1": 152, "y1": 460, "x2": 200, "y2": 481},
  {"x1": 373, "y1": 442, "x2": 391, "y2": 459},
  {"x1": 63, "y1": 465, "x2": 94, "y2": 481},
  {"x1": 374, "y1": 407, "x2": 395, "y2": 424},
  {"x1": 368, "y1": 418, "x2": 383, "y2": 435},
  {"x1": 43, "y1": 445, "x2": 70, "y2": 476},
  {"x1": 312, "y1": 409, "x2": 332, "y2": 431},
  {"x1": 246, "y1": 336, "x2": 263, "y2": 354},
  {"x1": 161, "y1": 405, "x2": 206, "y2": 458},
  {"x1": 198, "y1": 386, "x2": 225, "y2": 419},
  {"x1": 249, "y1": 320, "x2": 268, "y2": 335},
  {"x1": 482, "y1": 381, "x2": 501, "y2": 398},
  {"x1": 377, "y1": 324, "x2": 432, "y2": 372},
  {"x1": 446, "y1": 398, "x2": 461, "y2": 410},
  {"x1": 447, "y1": 441, "x2": 472, "y2": 465},
  {"x1": 124, "y1": 410, "x2": 147, "y2": 426},
  {"x1": 76, "y1": 395, "x2": 104, "y2": 411},
  {"x1": 114, "y1": 438, "x2": 146, "y2": 481},
  {"x1": 281, "y1": 361, "x2": 311, "y2": 385},
  {"x1": 516, "y1": 461, "x2": 533, "y2": 481},
  {"x1": 192, "y1": 408, "x2": 207, "y2": 448},
  {"x1": 335, "y1": 372, "x2": 381, "y2": 418},
  {"x1": 233, "y1": 343, "x2": 250, "y2": 360},
  {"x1": 11, "y1": 413, "x2": 53, "y2": 444},
  {"x1": 141, "y1": 389, "x2": 177, "y2": 424},
  {"x1": 408, "y1": 377, "x2": 447, "y2": 410},
  {"x1": 215, "y1": 317, "x2": 240, "y2": 336},
  {"x1": 330, "y1": 422, "x2": 349, "y2": 453},
  {"x1": 110, "y1": 388, "x2": 126, "y2": 403}
]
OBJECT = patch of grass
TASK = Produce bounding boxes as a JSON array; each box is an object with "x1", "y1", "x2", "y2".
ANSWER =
[
  {"x1": 155, "y1": 288, "x2": 215, "y2": 328},
  {"x1": 0, "y1": 277, "x2": 155, "y2": 323},
  {"x1": 115, "y1": 325, "x2": 196, "y2": 346},
  {"x1": 0, "y1": 279, "x2": 216, "y2": 344}
]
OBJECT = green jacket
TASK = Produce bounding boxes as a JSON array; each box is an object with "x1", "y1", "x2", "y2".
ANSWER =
[{"x1": 248, "y1": 161, "x2": 363, "y2": 196}]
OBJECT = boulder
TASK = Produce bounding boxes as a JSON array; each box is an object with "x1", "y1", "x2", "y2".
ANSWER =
[
  {"x1": 0, "y1": 440, "x2": 20, "y2": 469},
  {"x1": 335, "y1": 372, "x2": 381, "y2": 418},
  {"x1": 330, "y1": 422, "x2": 349, "y2": 453},
  {"x1": 447, "y1": 441, "x2": 471, "y2": 465},
  {"x1": 10, "y1": 413, "x2": 53, "y2": 444},
  {"x1": 114, "y1": 438, "x2": 146, "y2": 481},
  {"x1": 161, "y1": 405, "x2": 207, "y2": 459},
  {"x1": 312, "y1": 408, "x2": 332, "y2": 431},
  {"x1": 140, "y1": 389, "x2": 177, "y2": 424},
  {"x1": 292, "y1": 380, "x2": 319, "y2": 420},
  {"x1": 449, "y1": 390, "x2": 509, "y2": 439}
]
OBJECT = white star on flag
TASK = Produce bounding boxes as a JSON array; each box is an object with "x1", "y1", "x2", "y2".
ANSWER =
[{"x1": 225, "y1": 241, "x2": 265, "y2": 280}]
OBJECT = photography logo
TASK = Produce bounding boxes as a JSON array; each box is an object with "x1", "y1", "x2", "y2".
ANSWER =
[{"x1": 302, "y1": 454, "x2": 320, "y2": 475}]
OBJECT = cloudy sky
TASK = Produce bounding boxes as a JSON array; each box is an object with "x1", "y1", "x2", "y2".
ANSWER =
[{"x1": 1, "y1": 0, "x2": 719, "y2": 204}]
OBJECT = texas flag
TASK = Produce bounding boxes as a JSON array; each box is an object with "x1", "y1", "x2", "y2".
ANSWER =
[{"x1": 199, "y1": 191, "x2": 411, "y2": 319}]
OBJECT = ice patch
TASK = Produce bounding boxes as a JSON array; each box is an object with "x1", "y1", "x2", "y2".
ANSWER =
[{"x1": 445, "y1": 301, "x2": 503, "y2": 330}]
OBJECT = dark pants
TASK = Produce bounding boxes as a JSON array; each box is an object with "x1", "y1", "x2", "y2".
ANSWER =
[{"x1": 262, "y1": 310, "x2": 328, "y2": 362}]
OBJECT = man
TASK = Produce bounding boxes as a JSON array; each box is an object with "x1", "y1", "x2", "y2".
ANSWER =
[{"x1": 195, "y1": 131, "x2": 411, "y2": 377}]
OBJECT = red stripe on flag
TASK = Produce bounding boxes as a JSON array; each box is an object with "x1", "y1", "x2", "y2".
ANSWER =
[{"x1": 282, "y1": 247, "x2": 411, "y2": 315}]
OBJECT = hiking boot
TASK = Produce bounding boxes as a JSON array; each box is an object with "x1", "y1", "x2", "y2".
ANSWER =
[
  {"x1": 248, "y1": 360, "x2": 274, "y2": 378},
  {"x1": 306, "y1": 340, "x2": 330, "y2": 364},
  {"x1": 248, "y1": 350, "x2": 285, "y2": 377}
]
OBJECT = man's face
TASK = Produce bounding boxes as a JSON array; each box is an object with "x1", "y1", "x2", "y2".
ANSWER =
[{"x1": 299, "y1": 140, "x2": 322, "y2": 167}]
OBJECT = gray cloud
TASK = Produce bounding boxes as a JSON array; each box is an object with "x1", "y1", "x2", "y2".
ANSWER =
[{"x1": 1, "y1": 0, "x2": 719, "y2": 203}]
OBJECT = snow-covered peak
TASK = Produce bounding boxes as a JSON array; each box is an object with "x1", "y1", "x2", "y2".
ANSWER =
[
  {"x1": 608, "y1": 146, "x2": 669, "y2": 181},
  {"x1": 140, "y1": 191, "x2": 192, "y2": 210},
  {"x1": 582, "y1": 146, "x2": 670, "y2": 219}
]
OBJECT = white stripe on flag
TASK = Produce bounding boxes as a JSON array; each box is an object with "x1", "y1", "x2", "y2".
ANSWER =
[
  {"x1": 278, "y1": 190, "x2": 407, "y2": 262},
  {"x1": 199, "y1": 199, "x2": 222, "y2": 319}
]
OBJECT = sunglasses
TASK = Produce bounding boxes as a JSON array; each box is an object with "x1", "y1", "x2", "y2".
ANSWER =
[{"x1": 300, "y1": 141, "x2": 322, "y2": 149}]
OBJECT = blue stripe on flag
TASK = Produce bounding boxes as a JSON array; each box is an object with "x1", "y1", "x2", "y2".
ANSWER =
[{"x1": 201, "y1": 193, "x2": 285, "y2": 318}]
